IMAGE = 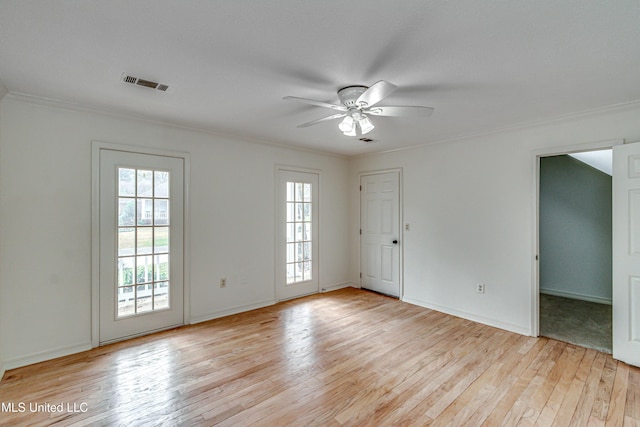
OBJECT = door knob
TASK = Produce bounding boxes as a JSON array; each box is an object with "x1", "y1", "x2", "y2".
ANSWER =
[{"x1": 393, "y1": 240, "x2": 398, "y2": 244}]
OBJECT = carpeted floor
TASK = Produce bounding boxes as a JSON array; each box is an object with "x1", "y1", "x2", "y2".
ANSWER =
[{"x1": 539, "y1": 293, "x2": 612, "y2": 354}]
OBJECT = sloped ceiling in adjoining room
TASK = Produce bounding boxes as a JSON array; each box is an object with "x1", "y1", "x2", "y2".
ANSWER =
[
  {"x1": 569, "y1": 150, "x2": 612, "y2": 176},
  {"x1": 0, "y1": 0, "x2": 639, "y2": 156}
]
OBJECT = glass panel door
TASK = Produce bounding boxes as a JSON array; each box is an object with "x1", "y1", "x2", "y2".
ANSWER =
[
  {"x1": 99, "y1": 149, "x2": 184, "y2": 344},
  {"x1": 276, "y1": 169, "x2": 319, "y2": 301}
]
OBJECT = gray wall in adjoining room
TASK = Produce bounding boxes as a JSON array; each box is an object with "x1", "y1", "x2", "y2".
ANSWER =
[{"x1": 539, "y1": 155, "x2": 612, "y2": 303}]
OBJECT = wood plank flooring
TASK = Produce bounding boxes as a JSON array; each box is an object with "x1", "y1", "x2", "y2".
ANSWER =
[{"x1": 0, "y1": 287, "x2": 638, "y2": 426}]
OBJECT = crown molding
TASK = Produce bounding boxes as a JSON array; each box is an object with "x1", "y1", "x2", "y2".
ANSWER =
[
  {"x1": 352, "y1": 99, "x2": 640, "y2": 159},
  {"x1": 3, "y1": 92, "x2": 348, "y2": 160},
  {"x1": 6, "y1": 90, "x2": 639, "y2": 161}
]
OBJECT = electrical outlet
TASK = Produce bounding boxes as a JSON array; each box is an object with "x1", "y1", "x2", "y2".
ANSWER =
[
  {"x1": 405, "y1": 223, "x2": 410, "y2": 231},
  {"x1": 476, "y1": 284, "x2": 485, "y2": 294},
  {"x1": 220, "y1": 278, "x2": 227, "y2": 288}
]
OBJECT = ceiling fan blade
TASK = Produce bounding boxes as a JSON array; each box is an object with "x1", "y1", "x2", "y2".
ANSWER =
[
  {"x1": 297, "y1": 113, "x2": 346, "y2": 128},
  {"x1": 356, "y1": 80, "x2": 398, "y2": 108},
  {"x1": 365, "y1": 105, "x2": 434, "y2": 117},
  {"x1": 283, "y1": 96, "x2": 347, "y2": 111}
]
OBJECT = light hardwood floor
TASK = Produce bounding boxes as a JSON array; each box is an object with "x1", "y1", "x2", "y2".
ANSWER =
[{"x1": 1, "y1": 288, "x2": 639, "y2": 426}]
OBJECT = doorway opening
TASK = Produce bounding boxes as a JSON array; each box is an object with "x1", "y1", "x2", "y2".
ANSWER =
[{"x1": 538, "y1": 149, "x2": 612, "y2": 353}]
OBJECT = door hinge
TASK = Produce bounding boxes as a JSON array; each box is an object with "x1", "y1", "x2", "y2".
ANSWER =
[
  {"x1": 360, "y1": 229, "x2": 362, "y2": 235},
  {"x1": 360, "y1": 272, "x2": 362, "y2": 278},
  {"x1": 359, "y1": 185, "x2": 362, "y2": 191}
]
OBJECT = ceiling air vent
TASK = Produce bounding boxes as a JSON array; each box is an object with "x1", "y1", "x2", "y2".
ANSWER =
[{"x1": 121, "y1": 74, "x2": 169, "y2": 92}]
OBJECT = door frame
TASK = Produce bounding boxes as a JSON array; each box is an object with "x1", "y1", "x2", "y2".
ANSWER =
[
  {"x1": 91, "y1": 141, "x2": 191, "y2": 347},
  {"x1": 532, "y1": 138, "x2": 622, "y2": 338},
  {"x1": 359, "y1": 168, "x2": 404, "y2": 299}
]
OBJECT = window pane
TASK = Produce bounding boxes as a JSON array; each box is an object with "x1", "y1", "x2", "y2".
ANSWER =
[
  {"x1": 295, "y1": 262, "x2": 303, "y2": 282},
  {"x1": 286, "y1": 243, "x2": 295, "y2": 263},
  {"x1": 154, "y1": 254, "x2": 169, "y2": 281},
  {"x1": 154, "y1": 199, "x2": 169, "y2": 226},
  {"x1": 286, "y1": 264, "x2": 295, "y2": 284},
  {"x1": 137, "y1": 199, "x2": 153, "y2": 226},
  {"x1": 303, "y1": 183, "x2": 311, "y2": 202},
  {"x1": 154, "y1": 171, "x2": 169, "y2": 198},
  {"x1": 137, "y1": 227, "x2": 153, "y2": 255},
  {"x1": 118, "y1": 257, "x2": 135, "y2": 286},
  {"x1": 286, "y1": 223, "x2": 295, "y2": 243},
  {"x1": 136, "y1": 255, "x2": 153, "y2": 284},
  {"x1": 303, "y1": 223, "x2": 311, "y2": 241},
  {"x1": 118, "y1": 168, "x2": 135, "y2": 197},
  {"x1": 284, "y1": 180, "x2": 313, "y2": 285},
  {"x1": 118, "y1": 198, "x2": 135, "y2": 226},
  {"x1": 295, "y1": 203, "x2": 303, "y2": 221},
  {"x1": 303, "y1": 261, "x2": 312, "y2": 281},
  {"x1": 154, "y1": 227, "x2": 169, "y2": 253},
  {"x1": 295, "y1": 223, "x2": 303, "y2": 242},
  {"x1": 116, "y1": 167, "x2": 173, "y2": 317},
  {"x1": 295, "y1": 183, "x2": 303, "y2": 202},
  {"x1": 117, "y1": 286, "x2": 135, "y2": 317},
  {"x1": 118, "y1": 228, "x2": 135, "y2": 256},
  {"x1": 154, "y1": 282, "x2": 169, "y2": 310},
  {"x1": 137, "y1": 170, "x2": 153, "y2": 197},
  {"x1": 286, "y1": 202, "x2": 295, "y2": 222},
  {"x1": 286, "y1": 182, "x2": 295, "y2": 202},
  {"x1": 303, "y1": 241, "x2": 311, "y2": 261},
  {"x1": 136, "y1": 285, "x2": 152, "y2": 313},
  {"x1": 295, "y1": 242, "x2": 304, "y2": 262}
]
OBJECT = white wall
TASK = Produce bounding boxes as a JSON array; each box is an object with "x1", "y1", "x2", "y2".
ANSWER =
[
  {"x1": 0, "y1": 96, "x2": 351, "y2": 369},
  {"x1": 349, "y1": 103, "x2": 640, "y2": 335}
]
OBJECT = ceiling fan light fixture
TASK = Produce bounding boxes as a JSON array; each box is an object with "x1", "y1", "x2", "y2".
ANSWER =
[
  {"x1": 358, "y1": 115, "x2": 375, "y2": 135},
  {"x1": 342, "y1": 126, "x2": 357, "y2": 137},
  {"x1": 284, "y1": 80, "x2": 433, "y2": 139},
  {"x1": 338, "y1": 115, "x2": 355, "y2": 133}
]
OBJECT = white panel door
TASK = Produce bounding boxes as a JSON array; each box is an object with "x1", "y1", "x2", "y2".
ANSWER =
[
  {"x1": 99, "y1": 149, "x2": 184, "y2": 344},
  {"x1": 360, "y1": 172, "x2": 400, "y2": 297},
  {"x1": 276, "y1": 169, "x2": 319, "y2": 301},
  {"x1": 613, "y1": 141, "x2": 640, "y2": 367}
]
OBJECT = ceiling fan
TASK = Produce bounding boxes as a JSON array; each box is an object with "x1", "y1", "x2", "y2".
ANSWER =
[{"x1": 283, "y1": 80, "x2": 434, "y2": 136}]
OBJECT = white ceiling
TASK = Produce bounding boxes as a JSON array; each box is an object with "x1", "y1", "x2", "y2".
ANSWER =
[
  {"x1": 1, "y1": 1, "x2": 639, "y2": 156},
  {"x1": 569, "y1": 149, "x2": 612, "y2": 176}
]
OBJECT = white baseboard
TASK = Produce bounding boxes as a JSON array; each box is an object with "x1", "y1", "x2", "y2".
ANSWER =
[
  {"x1": 540, "y1": 288, "x2": 612, "y2": 305},
  {"x1": 402, "y1": 296, "x2": 533, "y2": 337},
  {"x1": 191, "y1": 284, "x2": 361, "y2": 324},
  {"x1": 2, "y1": 341, "x2": 92, "y2": 371},
  {"x1": 190, "y1": 299, "x2": 276, "y2": 324},
  {"x1": 321, "y1": 282, "x2": 359, "y2": 292},
  {"x1": 0, "y1": 284, "x2": 364, "y2": 377}
]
